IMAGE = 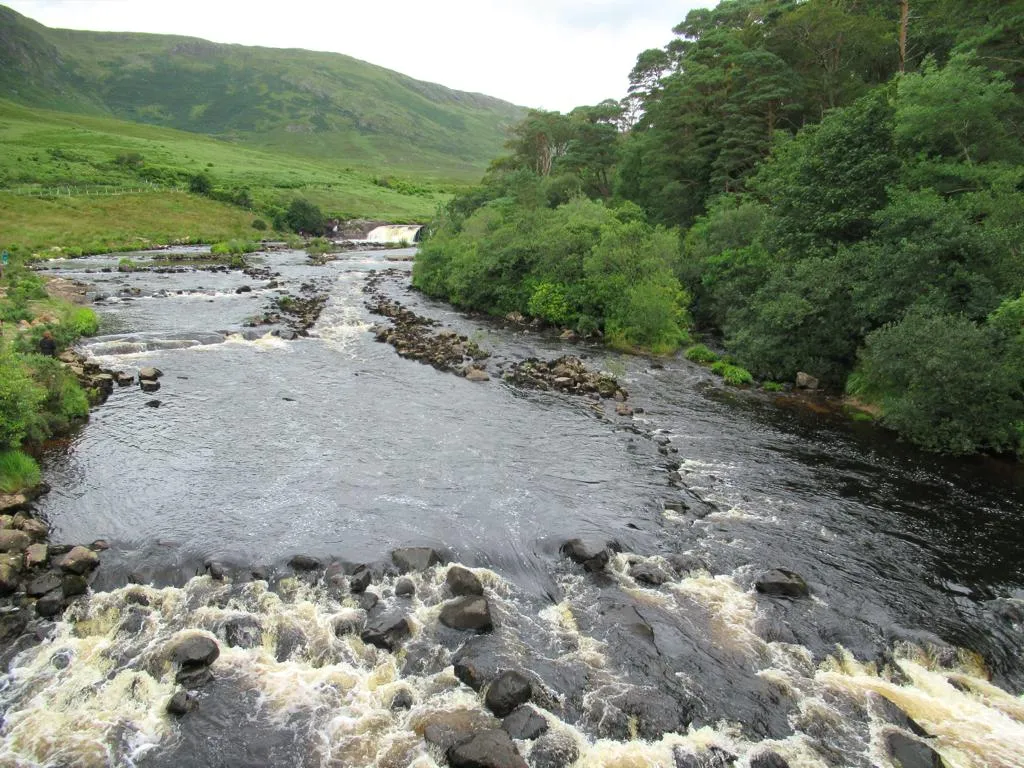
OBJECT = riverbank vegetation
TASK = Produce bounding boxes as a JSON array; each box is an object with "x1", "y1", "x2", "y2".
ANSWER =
[
  {"x1": 0, "y1": 257, "x2": 97, "y2": 492},
  {"x1": 414, "y1": 0, "x2": 1024, "y2": 456}
]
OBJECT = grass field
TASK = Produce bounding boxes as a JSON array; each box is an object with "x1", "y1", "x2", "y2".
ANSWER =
[{"x1": 0, "y1": 100, "x2": 450, "y2": 253}]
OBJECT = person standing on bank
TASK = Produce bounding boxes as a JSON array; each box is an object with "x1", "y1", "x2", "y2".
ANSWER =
[{"x1": 39, "y1": 330, "x2": 57, "y2": 357}]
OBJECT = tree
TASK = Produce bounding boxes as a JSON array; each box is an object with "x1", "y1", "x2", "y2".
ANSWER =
[{"x1": 284, "y1": 198, "x2": 325, "y2": 235}]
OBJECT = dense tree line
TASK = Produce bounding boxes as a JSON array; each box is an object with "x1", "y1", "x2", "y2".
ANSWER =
[{"x1": 414, "y1": 0, "x2": 1024, "y2": 455}]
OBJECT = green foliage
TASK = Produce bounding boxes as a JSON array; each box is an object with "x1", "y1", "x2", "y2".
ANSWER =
[
  {"x1": 188, "y1": 172, "x2": 213, "y2": 195},
  {"x1": 415, "y1": 186, "x2": 691, "y2": 353},
  {"x1": 762, "y1": 381, "x2": 784, "y2": 392},
  {"x1": 710, "y1": 360, "x2": 755, "y2": 387},
  {"x1": 851, "y1": 306, "x2": 1024, "y2": 455},
  {"x1": 117, "y1": 257, "x2": 138, "y2": 272},
  {"x1": 20, "y1": 354, "x2": 90, "y2": 442},
  {"x1": 284, "y1": 198, "x2": 325, "y2": 235},
  {"x1": 685, "y1": 344, "x2": 719, "y2": 364},
  {"x1": 0, "y1": 350, "x2": 46, "y2": 450},
  {"x1": 305, "y1": 237, "x2": 333, "y2": 257},
  {"x1": 251, "y1": 218, "x2": 267, "y2": 231},
  {"x1": 210, "y1": 240, "x2": 258, "y2": 256},
  {"x1": 0, "y1": 449, "x2": 41, "y2": 493}
]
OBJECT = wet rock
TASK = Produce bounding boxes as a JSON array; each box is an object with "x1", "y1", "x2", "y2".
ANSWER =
[
  {"x1": 447, "y1": 565, "x2": 484, "y2": 596},
  {"x1": 51, "y1": 650, "x2": 72, "y2": 669},
  {"x1": 288, "y1": 554, "x2": 322, "y2": 572},
  {"x1": 673, "y1": 746, "x2": 737, "y2": 768},
  {"x1": 464, "y1": 367, "x2": 490, "y2": 382},
  {"x1": 19, "y1": 518, "x2": 48, "y2": 542},
  {"x1": 235, "y1": 285, "x2": 252, "y2": 294},
  {"x1": 749, "y1": 752, "x2": 790, "y2": 768},
  {"x1": 23, "y1": 543, "x2": 47, "y2": 569},
  {"x1": 795, "y1": 371, "x2": 819, "y2": 390},
  {"x1": 250, "y1": 565, "x2": 270, "y2": 581},
  {"x1": 392, "y1": 547, "x2": 442, "y2": 572},
  {"x1": 595, "y1": 687, "x2": 693, "y2": 741},
  {"x1": 885, "y1": 732, "x2": 947, "y2": 768},
  {"x1": 559, "y1": 538, "x2": 609, "y2": 572},
  {"x1": 485, "y1": 670, "x2": 532, "y2": 717},
  {"x1": 115, "y1": 371, "x2": 135, "y2": 386},
  {"x1": 357, "y1": 591, "x2": 379, "y2": 613},
  {"x1": 0, "y1": 563, "x2": 19, "y2": 595},
  {"x1": 145, "y1": 399, "x2": 161, "y2": 408},
  {"x1": 361, "y1": 613, "x2": 411, "y2": 651},
  {"x1": 167, "y1": 688, "x2": 198, "y2": 716},
  {"x1": 224, "y1": 616, "x2": 262, "y2": 649},
  {"x1": 667, "y1": 553, "x2": 708, "y2": 575},
  {"x1": 868, "y1": 692, "x2": 929, "y2": 737},
  {"x1": 118, "y1": 607, "x2": 147, "y2": 636},
  {"x1": 90, "y1": 539, "x2": 110, "y2": 551},
  {"x1": 615, "y1": 402, "x2": 633, "y2": 417},
  {"x1": 138, "y1": 367, "x2": 163, "y2": 381},
  {"x1": 502, "y1": 705, "x2": 548, "y2": 740},
  {"x1": 390, "y1": 689, "x2": 414, "y2": 709},
  {"x1": 755, "y1": 569, "x2": 809, "y2": 598},
  {"x1": 169, "y1": 632, "x2": 220, "y2": 667},
  {"x1": 0, "y1": 493, "x2": 29, "y2": 513},
  {"x1": 395, "y1": 577, "x2": 416, "y2": 597},
  {"x1": 529, "y1": 732, "x2": 579, "y2": 768},
  {"x1": 453, "y1": 637, "x2": 499, "y2": 691},
  {"x1": 0, "y1": 529, "x2": 31, "y2": 553},
  {"x1": 350, "y1": 566, "x2": 371, "y2": 593},
  {"x1": 447, "y1": 729, "x2": 527, "y2": 768},
  {"x1": 422, "y1": 709, "x2": 497, "y2": 752},
  {"x1": 176, "y1": 666, "x2": 214, "y2": 688},
  {"x1": 27, "y1": 572, "x2": 63, "y2": 597},
  {"x1": 139, "y1": 379, "x2": 161, "y2": 393},
  {"x1": 36, "y1": 590, "x2": 65, "y2": 617},
  {"x1": 62, "y1": 574, "x2": 88, "y2": 598},
  {"x1": 124, "y1": 588, "x2": 151, "y2": 607},
  {"x1": 58, "y1": 546, "x2": 100, "y2": 575},
  {"x1": 439, "y1": 595, "x2": 493, "y2": 632},
  {"x1": 629, "y1": 560, "x2": 674, "y2": 586}
]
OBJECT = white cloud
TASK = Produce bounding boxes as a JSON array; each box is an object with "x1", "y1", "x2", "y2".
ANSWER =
[{"x1": 5, "y1": 0, "x2": 713, "y2": 110}]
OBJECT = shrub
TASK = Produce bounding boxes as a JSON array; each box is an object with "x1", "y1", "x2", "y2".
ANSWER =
[
  {"x1": 188, "y1": 173, "x2": 212, "y2": 195},
  {"x1": 117, "y1": 257, "x2": 138, "y2": 272},
  {"x1": 284, "y1": 198, "x2": 326, "y2": 234},
  {"x1": 22, "y1": 355, "x2": 89, "y2": 441},
  {"x1": 0, "y1": 352, "x2": 46, "y2": 450},
  {"x1": 0, "y1": 449, "x2": 41, "y2": 493},
  {"x1": 685, "y1": 344, "x2": 719, "y2": 364},
  {"x1": 305, "y1": 237, "x2": 333, "y2": 257},
  {"x1": 762, "y1": 381, "x2": 784, "y2": 392},
  {"x1": 711, "y1": 360, "x2": 755, "y2": 386},
  {"x1": 251, "y1": 219, "x2": 267, "y2": 231},
  {"x1": 527, "y1": 281, "x2": 574, "y2": 327},
  {"x1": 210, "y1": 240, "x2": 257, "y2": 256}
]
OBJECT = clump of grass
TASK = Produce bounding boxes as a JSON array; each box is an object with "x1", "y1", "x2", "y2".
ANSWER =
[
  {"x1": 685, "y1": 344, "x2": 719, "y2": 364},
  {"x1": 711, "y1": 360, "x2": 754, "y2": 386},
  {"x1": 762, "y1": 381, "x2": 784, "y2": 392},
  {"x1": 117, "y1": 257, "x2": 138, "y2": 272},
  {"x1": 305, "y1": 237, "x2": 334, "y2": 256},
  {"x1": 0, "y1": 449, "x2": 41, "y2": 493},
  {"x1": 210, "y1": 239, "x2": 258, "y2": 256}
]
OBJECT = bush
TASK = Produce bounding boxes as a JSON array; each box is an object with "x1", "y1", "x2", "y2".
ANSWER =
[
  {"x1": 117, "y1": 257, "x2": 138, "y2": 272},
  {"x1": 0, "y1": 449, "x2": 41, "y2": 493},
  {"x1": 188, "y1": 173, "x2": 212, "y2": 195},
  {"x1": 305, "y1": 237, "x2": 333, "y2": 257},
  {"x1": 0, "y1": 351, "x2": 46, "y2": 450},
  {"x1": 21, "y1": 355, "x2": 89, "y2": 441},
  {"x1": 251, "y1": 219, "x2": 267, "y2": 231},
  {"x1": 762, "y1": 381, "x2": 784, "y2": 392},
  {"x1": 527, "y1": 282, "x2": 574, "y2": 327},
  {"x1": 685, "y1": 344, "x2": 719, "y2": 364},
  {"x1": 711, "y1": 360, "x2": 755, "y2": 386},
  {"x1": 210, "y1": 240, "x2": 257, "y2": 256},
  {"x1": 284, "y1": 198, "x2": 326, "y2": 235}
]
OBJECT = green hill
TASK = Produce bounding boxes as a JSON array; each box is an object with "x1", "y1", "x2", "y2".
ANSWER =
[{"x1": 0, "y1": 4, "x2": 524, "y2": 180}]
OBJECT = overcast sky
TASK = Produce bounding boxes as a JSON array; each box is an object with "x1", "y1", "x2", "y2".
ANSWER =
[{"x1": 5, "y1": 0, "x2": 714, "y2": 111}]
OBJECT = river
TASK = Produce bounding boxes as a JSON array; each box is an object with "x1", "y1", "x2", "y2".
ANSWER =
[{"x1": 1, "y1": 245, "x2": 1022, "y2": 768}]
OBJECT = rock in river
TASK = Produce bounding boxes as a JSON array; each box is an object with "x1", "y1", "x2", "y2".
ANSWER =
[
  {"x1": 448, "y1": 729, "x2": 527, "y2": 768},
  {"x1": 560, "y1": 538, "x2": 610, "y2": 572},
  {"x1": 392, "y1": 547, "x2": 443, "y2": 572},
  {"x1": 447, "y1": 565, "x2": 484, "y2": 596},
  {"x1": 138, "y1": 367, "x2": 163, "y2": 381},
  {"x1": 361, "y1": 613, "x2": 412, "y2": 651},
  {"x1": 0, "y1": 529, "x2": 31, "y2": 554},
  {"x1": 57, "y1": 546, "x2": 100, "y2": 575},
  {"x1": 485, "y1": 670, "x2": 532, "y2": 717},
  {"x1": 168, "y1": 632, "x2": 220, "y2": 668},
  {"x1": 755, "y1": 569, "x2": 809, "y2": 598},
  {"x1": 440, "y1": 595, "x2": 493, "y2": 632}
]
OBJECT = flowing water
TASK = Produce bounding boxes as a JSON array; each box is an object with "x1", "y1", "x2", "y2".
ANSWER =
[{"x1": 1, "y1": 246, "x2": 1023, "y2": 768}]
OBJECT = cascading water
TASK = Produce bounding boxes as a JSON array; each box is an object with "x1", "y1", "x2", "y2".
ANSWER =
[
  {"x1": 363, "y1": 225, "x2": 424, "y2": 245},
  {"x1": 1, "y1": 245, "x2": 1022, "y2": 767}
]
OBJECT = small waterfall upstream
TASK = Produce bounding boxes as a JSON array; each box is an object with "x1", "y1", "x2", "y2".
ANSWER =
[{"x1": 363, "y1": 225, "x2": 424, "y2": 245}]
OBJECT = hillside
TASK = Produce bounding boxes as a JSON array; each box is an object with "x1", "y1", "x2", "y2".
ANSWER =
[{"x1": 0, "y1": 4, "x2": 524, "y2": 180}]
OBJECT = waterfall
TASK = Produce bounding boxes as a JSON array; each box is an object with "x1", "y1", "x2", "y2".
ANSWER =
[{"x1": 363, "y1": 224, "x2": 423, "y2": 244}]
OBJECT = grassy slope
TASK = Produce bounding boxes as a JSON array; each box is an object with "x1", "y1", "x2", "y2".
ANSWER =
[
  {"x1": 0, "y1": 5, "x2": 524, "y2": 181},
  {"x1": 0, "y1": 99, "x2": 449, "y2": 251}
]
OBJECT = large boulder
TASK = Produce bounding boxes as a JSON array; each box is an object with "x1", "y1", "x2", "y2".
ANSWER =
[
  {"x1": 19, "y1": 518, "x2": 48, "y2": 542},
  {"x1": 440, "y1": 596, "x2": 493, "y2": 632},
  {"x1": 139, "y1": 379, "x2": 161, "y2": 393},
  {"x1": 361, "y1": 613, "x2": 412, "y2": 651},
  {"x1": 62, "y1": 574, "x2": 89, "y2": 598},
  {"x1": 629, "y1": 560, "x2": 674, "y2": 586},
  {"x1": 27, "y1": 572, "x2": 62, "y2": 597},
  {"x1": 673, "y1": 746, "x2": 737, "y2": 768},
  {"x1": 24, "y1": 543, "x2": 48, "y2": 569},
  {"x1": 0, "y1": 529, "x2": 31, "y2": 554},
  {"x1": 166, "y1": 688, "x2": 198, "y2": 716},
  {"x1": 392, "y1": 547, "x2": 443, "y2": 572},
  {"x1": 795, "y1": 371, "x2": 819, "y2": 390},
  {"x1": 138, "y1": 367, "x2": 163, "y2": 381},
  {"x1": 560, "y1": 538, "x2": 610, "y2": 572},
  {"x1": 168, "y1": 632, "x2": 220, "y2": 668},
  {"x1": 502, "y1": 705, "x2": 548, "y2": 740},
  {"x1": 58, "y1": 546, "x2": 100, "y2": 575},
  {"x1": 395, "y1": 577, "x2": 416, "y2": 597},
  {"x1": 755, "y1": 569, "x2": 809, "y2": 598},
  {"x1": 288, "y1": 554, "x2": 322, "y2": 572},
  {"x1": 447, "y1": 565, "x2": 484, "y2": 596},
  {"x1": 869, "y1": 692, "x2": 929, "y2": 737},
  {"x1": 422, "y1": 709, "x2": 497, "y2": 752},
  {"x1": 223, "y1": 616, "x2": 263, "y2": 649},
  {"x1": 749, "y1": 752, "x2": 790, "y2": 768},
  {"x1": 349, "y1": 566, "x2": 372, "y2": 593},
  {"x1": 36, "y1": 590, "x2": 65, "y2": 617},
  {"x1": 485, "y1": 670, "x2": 532, "y2": 717},
  {"x1": 447, "y1": 729, "x2": 528, "y2": 768}
]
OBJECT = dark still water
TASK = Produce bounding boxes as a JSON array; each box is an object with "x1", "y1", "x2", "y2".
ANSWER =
[{"x1": 1, "y1": 246, "x2": 1022, "y2": 767}]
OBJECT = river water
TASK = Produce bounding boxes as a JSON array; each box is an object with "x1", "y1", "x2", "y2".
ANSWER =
[{"x1": 1, "y1": 246, "x2": 1022, "y2": 767}]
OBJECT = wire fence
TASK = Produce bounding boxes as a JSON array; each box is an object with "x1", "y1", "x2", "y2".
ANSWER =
[{"x1": 1, "y1": 183, "x2": 186, "y2": 198}]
